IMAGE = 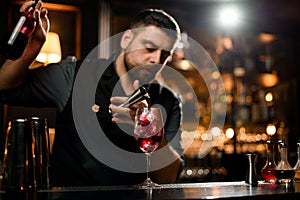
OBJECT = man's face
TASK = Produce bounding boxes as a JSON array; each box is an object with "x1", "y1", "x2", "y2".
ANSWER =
[{"x1": 123, "y1": 26, "x2": 175, "y2": 83}]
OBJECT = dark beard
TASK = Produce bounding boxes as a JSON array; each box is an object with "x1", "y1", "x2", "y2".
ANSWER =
[{"x1": 123, "y1": 53, "x2": 131, "y2": 73}]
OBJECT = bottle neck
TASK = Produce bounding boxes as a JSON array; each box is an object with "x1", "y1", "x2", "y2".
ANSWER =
[
  {"x1": 280, "y1": 147, "x2": 288, "y2": 161},
  {"x1": 297, "y1": 144, "x2": 300, "y2": 160},
  {"x1": 266, "y1": 140, "x2": 275, "y2": 160}
]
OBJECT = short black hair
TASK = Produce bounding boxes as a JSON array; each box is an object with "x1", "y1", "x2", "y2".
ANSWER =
[
  {"x1": 130, "y1": 9, "x2": 181, "y2": 51},
  {"x1": 130, "y1": 9, "x2": 179, "y2": 31}
]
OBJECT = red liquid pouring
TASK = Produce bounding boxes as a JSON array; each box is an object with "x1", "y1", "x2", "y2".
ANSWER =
[{"x1": 135, "y1": 107, "x2": 162, "y2": 154}]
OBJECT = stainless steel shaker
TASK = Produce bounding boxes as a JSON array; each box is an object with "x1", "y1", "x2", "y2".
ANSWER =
[
  {"x1": 30, "y1": 117, "x2": 51, "y2": 189},
  {"x1": 2, "y1": 117, "x2": 51, "y2": 191},
  {"x1": 2, "y1": 118, "x2": 35, "y2": 191}
]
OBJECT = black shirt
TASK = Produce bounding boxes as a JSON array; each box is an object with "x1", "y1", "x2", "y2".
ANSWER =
[{"x1": 0, "y1": 55, "x2": 183, "y2": 186}]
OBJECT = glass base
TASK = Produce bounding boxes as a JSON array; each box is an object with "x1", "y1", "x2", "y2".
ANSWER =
[{"x1": 136, "y1": 178, "x2": 161, "y2": 189}]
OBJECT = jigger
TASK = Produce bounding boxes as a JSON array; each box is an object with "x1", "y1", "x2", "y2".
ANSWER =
[
  {"x1": 109, "y1": 86, "x2": 150, "y2": 116},
  {"x1": 245, "y1": 153, "x2": 258, "y2": 186},
  {"x1": 118, "y1": 86, "x2": 150, "y2": 108}
]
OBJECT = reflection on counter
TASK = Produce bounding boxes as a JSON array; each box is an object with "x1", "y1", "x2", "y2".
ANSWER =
[
  {"x1": 178, "y1": 122, "x2": 297, "y2": 183},
  {"x1": 1, "y1": 181, "x2": 300, "y2": 200}
]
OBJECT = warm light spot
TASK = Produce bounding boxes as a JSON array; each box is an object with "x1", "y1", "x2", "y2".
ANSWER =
[
  {"x1": 259, "y1": 72, "x2": 278, "y2": 88},
  {"x1": 234, "y1": 67, "x2": 245, "y2": 77},
  {"x1": 181, "y1": 60, "x2": 191, "y2": 70},
  {"x1": 186, "y1": 169, "x2": 193, "y2": 176},
  {"x1": 265, "y1": 92, "x2": 273, "y2": 102},
  {"x1": 223, "y1": 37, "x2": 233, "y2": 50},
  {"x1": 212, "y1": 71, "x2": 220, "y2": 79},
  {"x1": 266, "y1": 124, "x2": 276, "y2": 136},
  {"x1": 201, "y1": 133, "x2": 213, "y2": 141},
  {"x1": 218, "y1": 7, "x2": 241, "y2": 27},
  {"x1": 239, "y1": 126, "x2": 246, "y2": 134},
  {"x1": 258, "y1": 33, "x2": 276, "y2": 44},
  {"x1": 211, "y1": 127, "x2": 221, "y2": 137},
  {"x1": 225, "y1": 128, "x2": 234, "y2": 139}
]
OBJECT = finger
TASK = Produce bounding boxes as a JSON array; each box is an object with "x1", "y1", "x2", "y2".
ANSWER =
[
  {"x1": 20, "y1": 1, "x2": 35, "y2": 12},
  {"x1": 33, "y1": 2, "x2": 41, "y2": 22},
  {"x1": 91, "y1": 104, "x2": 100, "y2": 113},
  {"x1": 133, "y1": 80, "x2": 140, "y2": 90},
  {"x1": 110, "y1": 96, "x2": 128, "y2": 104},
  {"x1": 110, "y1": 104, "x2": 137, "y2": 121},
  {"x1": 112, "y1": 117, "x2": 134, "y2": 125},
  {"x1": 128, "y1": 101, "x2": 147, "y2": 110},
  {"x1": 33, "y1": 1, "x2": 45, "y2": 22},
  {"x1": 40, "y1": 7, "x2": 48, "y2": 18},
  {"x1": 40, "y1": 8, "x2": 50, "y2": 33},
  {"x1": 35, "y1": 0, "x2": 42, "y2": 11},
  {"x1": 32, "y1": 2, "x2": 49, "y2": 39},
  {"x1": 109, "y1": 104, "x2": 130, "y2": 115}
]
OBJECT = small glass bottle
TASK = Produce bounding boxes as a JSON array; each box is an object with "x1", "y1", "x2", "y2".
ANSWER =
[
  {"x1": 261, "y1": 138, "x2": 277, "y2": 183},
  {"x1": 0, "y1": 0, "x2": 37, "y2": 60},
  {"x1": 274, "y1": 140, "x2": 295, "y2": 184},
  {"x1": 293, "y1": 142, "x2": 300, "y2": 182}
]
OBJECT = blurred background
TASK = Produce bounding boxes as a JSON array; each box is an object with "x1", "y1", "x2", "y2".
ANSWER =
[{"x1": 0, "y1": 0, "x2": 299, "y2": 182}]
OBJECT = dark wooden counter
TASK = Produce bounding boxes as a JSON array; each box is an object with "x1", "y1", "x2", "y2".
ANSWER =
[{"x1": 1, "y1": 181, "x2": 299, "y2": 200}]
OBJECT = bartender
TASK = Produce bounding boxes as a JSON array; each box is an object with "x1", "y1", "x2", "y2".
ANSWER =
[{"x1": 0, "y1": 0, "x2": 184, "y2": 186}]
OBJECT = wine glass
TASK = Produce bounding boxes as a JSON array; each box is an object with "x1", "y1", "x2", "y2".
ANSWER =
[{"x1": 134, "y1": 107, "x2": 164, "y2": 188}]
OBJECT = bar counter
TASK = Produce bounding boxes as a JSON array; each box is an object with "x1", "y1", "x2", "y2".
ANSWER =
[{"x1": 1, "y1": 181, "x2": 299, "y2": 200}]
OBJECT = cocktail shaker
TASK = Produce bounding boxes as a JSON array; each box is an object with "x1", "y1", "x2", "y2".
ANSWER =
[
  {"x1": 2, "y1": 117, "x2": 51, "y2": 191},
  {"x1": 2, "y1": 118, "x2": 35, "y2": 191},
  {"x1": 30, "y1": 117, "x2": 51, "y2": 189}
]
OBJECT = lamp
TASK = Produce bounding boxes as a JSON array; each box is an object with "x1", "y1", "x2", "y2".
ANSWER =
[{"x1": 36, "y1": 32, "x2": 62, "y2": 64}]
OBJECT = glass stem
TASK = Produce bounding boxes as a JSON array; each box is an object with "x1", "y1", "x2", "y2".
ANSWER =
[{"x1": 146, "y1": 153, "x2": 151, "y2": 181}]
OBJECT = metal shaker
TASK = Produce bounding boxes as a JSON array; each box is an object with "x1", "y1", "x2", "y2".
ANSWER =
[
  {"x1": 245, "y1": 153, "x2": 258, "y2": 186},
  {"x1": 30, "y1": 117, "x2": 51, "y2": 189},
  {"x1": 2, "y1": 118, "x2": 35, "y2": 191}
]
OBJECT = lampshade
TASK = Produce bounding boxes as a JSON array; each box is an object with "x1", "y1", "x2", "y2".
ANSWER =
[{"x1": 36, "y1": 32, "x2": 62, "y2": 64}]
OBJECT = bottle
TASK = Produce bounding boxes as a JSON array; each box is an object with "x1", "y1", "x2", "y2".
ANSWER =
[
  {"x1": 274, "y1": 140, "x2": 295, "y2": 184},
  {"x1": 0, "y1": 0, "x2": 37, "y2": 60},
  {"x1": 261, "y1": 138, "x2": 277, "y2": 183},
  {"x1": 294, "y1": 142, "x2": 300, "y2": 182}
]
